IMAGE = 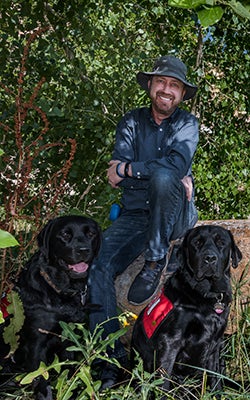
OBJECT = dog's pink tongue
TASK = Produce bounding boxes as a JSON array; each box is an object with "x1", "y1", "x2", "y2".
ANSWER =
[
  {"x1": 215, "y1": 307, "x2": 224, "y2": 314},
  {"x1": 68, "y1": 262, "x2": 89, "y2": 273}
]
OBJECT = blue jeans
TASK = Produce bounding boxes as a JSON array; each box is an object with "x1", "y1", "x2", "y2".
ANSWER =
[{"x1": 88, "y1": 170, "x2": 198, "y2": 359}]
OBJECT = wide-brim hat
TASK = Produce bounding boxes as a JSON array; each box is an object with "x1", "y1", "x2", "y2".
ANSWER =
[{"x1": 136, "y1": 55, "x2": 198, "y2": 101}]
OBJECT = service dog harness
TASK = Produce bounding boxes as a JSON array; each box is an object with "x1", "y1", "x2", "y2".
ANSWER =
[
  {"x1": 142, "y1": 290, "x2": 174, "y2": 339},
  {"x1": 142, "y1": 289, "x2": 226, "y2": 340}
]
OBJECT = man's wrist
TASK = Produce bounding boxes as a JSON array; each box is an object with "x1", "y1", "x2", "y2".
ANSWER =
[
  {"x1": 116, "y1": 162, "x2": 131, "y2": 178},
  {"x1": 124, "y1": 162, "x2": 131, "y2": 177},
  {"x1": 116, "y1": 162, "x2": 126, "y2": 178}
]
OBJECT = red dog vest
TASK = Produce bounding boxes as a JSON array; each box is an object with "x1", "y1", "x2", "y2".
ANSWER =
[{"x1": 142, "y1": 290, "x2": 174, "y2": 339}]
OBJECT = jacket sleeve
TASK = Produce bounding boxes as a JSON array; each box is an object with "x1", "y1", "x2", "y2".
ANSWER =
[{"x1": 112, "y1": 111, "x2": 136, "y2": 163}]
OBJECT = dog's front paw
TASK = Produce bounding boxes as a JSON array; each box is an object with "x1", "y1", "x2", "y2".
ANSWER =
[{"x1": 33, "y1": 376, "x2": 53, "y2": 400}]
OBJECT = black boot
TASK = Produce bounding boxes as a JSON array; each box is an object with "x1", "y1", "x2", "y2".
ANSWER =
[{"x1": 128, "y1": 257, "x2": 166, "y2": 305}]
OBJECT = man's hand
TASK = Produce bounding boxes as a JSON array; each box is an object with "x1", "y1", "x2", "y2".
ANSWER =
[
  {"x1": 107, "y1": 160, "x2": 124, "y2": 188},
  {"x1": 108, "y1": 160, "x2": 193, "y2": 200},
  {"x1": 181, "y1": 175, "x2": 193, "y2": 202}
]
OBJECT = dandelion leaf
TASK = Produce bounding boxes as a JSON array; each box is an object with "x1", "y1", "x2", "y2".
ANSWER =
[{"x1": 3, "y1": 291, "x2": 25, "y2": 354}]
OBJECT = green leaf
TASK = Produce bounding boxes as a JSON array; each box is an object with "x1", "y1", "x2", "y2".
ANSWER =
[
  {"x1": 48, "y1": 106, "x2": 64, "y2": 117},
  {"x1": 55, "y1": 369, "x2": 71, "y2": 399},
  {"x1": 3, "y1": 291, "x2": 25, "y2": 354},
  {"x1": 60, "y1": 321, "x2": 82, "y2": 348},
  {"x1": 0, "y1": 311, "x2": 4, "y2": 324},
  {"x1": 0, "y1": 229, "x2": 19, "y2": 248},
  {"x1": 57, "y1": 373, "x2": 79, "y2": 400},
  {"x1": 168, "y1": 0, "x2": 210, "y2": 8},
  {"x1": 228, "y1": 0, "x2": 250, "y2": 19},
  {"x1": 20, "y1": 362, "x2": 49, "y2": 384},
  {"x1": 77, "y1": 365, "x2": 95, "y2": 397},
  {"x1": 197, "y1": 6, "x2": 224, "y2": 27}
]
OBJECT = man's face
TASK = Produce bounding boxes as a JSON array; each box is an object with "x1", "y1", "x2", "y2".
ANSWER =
[{"x1": 148, "y1": 76, "x2": 186, "y2": 117}]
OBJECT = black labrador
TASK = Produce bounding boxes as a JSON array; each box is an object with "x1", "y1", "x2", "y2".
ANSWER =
[
  {"x1": 0, "y1": 215, "x2": 101, "y2": 400},
  {"x1": 131, "y1": 225, "x2": 242, "y2": 399}
]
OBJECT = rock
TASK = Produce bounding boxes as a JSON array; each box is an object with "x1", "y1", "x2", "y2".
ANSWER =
[{"x1": 115, "y1": 220, "x2": 250, "y2": 343}]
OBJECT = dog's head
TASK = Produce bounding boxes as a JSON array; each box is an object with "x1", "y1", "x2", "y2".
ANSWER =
[
  {"x1": 177, "y1": 225, "x2": 242, "y2": 301},
  {"x1": 37, "y1": 215, "x2": 102, "y2": 278},
  {"x1": 180, "y1": 225, "x2": 242, "y2": 281}
]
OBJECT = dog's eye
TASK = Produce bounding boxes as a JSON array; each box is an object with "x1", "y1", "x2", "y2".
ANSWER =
[
  {"x1": 215, "y1": 235, "x2": 225, "y2": 248},
  {"x1": 192, "y1": 237, "x2": 203, "y2": 248},
  {"x1": 86, "y1": 230, "x2": 96, "y2": 239},
  {"x1": 60, "y1": 231, "x2": 72, "y2": 241}
]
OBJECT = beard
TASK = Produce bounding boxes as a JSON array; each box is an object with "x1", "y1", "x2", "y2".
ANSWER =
[{"x1": 151, "y1": 92, "x2": 177, "y2": 117}]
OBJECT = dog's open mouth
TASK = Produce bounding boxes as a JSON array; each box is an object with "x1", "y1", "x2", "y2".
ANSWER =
[{"x1": 68, "y1": 262, "x2": 89, "y2": 273}]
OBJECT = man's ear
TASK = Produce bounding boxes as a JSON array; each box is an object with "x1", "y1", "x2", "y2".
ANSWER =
[
  {"x1": 148, "y1": 77, "x2": 152, "y2": 91},
  {"x1": 182, "y1": 87, "x2": 186, "y2": 100}
]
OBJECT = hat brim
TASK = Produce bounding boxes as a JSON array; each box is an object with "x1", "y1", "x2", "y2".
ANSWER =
[{"x1": 137, "y1": 71, "x2": 197, "y2": 101}]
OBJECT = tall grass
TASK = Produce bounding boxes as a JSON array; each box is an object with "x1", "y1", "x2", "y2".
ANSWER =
[{"x1": 1, "y1": 265, "x2": 249, "y2": 400}]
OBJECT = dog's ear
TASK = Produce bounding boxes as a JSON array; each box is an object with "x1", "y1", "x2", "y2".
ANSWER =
[
  {"x1": 37, "y1": 219, "x2": 55, "y2": 260},
  {"x1": 176, "y1": 246, "x2": 185, "y2": 267},
  {"x1": 176, "y1": 231, "x2": 190, "y2": 268},
  {"x1": 176, "y1": 229, "x2": 193, "y2": 265},
  {"x1": 228, "y1": 230, "x2": 242, "y2": 268}
]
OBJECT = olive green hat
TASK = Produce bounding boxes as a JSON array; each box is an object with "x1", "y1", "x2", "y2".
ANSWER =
[{"x1": 137, "y1": 55, "x2": 198, "y2": 101}]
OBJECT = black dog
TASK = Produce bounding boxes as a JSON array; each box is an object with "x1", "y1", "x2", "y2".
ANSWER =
[
  {"x1": 131, "y1": 225, "x2": 242, "y2": 399},
  {"x1": 0, "y1": 215, "x2": 101, "y2": 399}
]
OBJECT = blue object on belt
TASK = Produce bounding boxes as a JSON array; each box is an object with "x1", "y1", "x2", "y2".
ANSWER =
[{"x1": 109, "y1": 203, "x2": 121, "y2": 221}]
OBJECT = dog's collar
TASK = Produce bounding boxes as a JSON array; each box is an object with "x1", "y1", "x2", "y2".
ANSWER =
[
  {"x1": 213, "y1": 293, "x2": 225, "y2": 314},
  {"x1": 40, "y1": 268, "x2": 61, "y2": 294},
  {"x1": 40, "y1": 268, "x2": 87, "y2": 306}
]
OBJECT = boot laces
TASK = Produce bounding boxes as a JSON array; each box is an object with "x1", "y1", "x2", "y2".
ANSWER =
[{"x1": 140, "y1": 261, "x2": 164, "y2": 282}]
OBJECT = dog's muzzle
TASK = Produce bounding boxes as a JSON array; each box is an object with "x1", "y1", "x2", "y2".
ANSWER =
[{"x1": 196, "y1": 252, "x2": 221, "y2": 280}]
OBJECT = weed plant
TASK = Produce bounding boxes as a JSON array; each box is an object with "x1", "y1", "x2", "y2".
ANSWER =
[{"x1": 0, "y1": 291, "x2": 249, "y2": 400}]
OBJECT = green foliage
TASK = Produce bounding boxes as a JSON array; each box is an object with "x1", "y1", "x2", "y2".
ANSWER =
[
  {"x1": 1, "y1": 0, "x2": 249, "y2": 228},
  {"x1": 2, "y1": 306, "x2": 248, "y2": 399},
  {"x1": 18, "y1": 318, "x2": 128, "y2": 399},
  {"x1": 197, "y1": 6, "x2": 224, "y2": 27},
  {"x1": 0, "y1": 229, "x2": 19, "y2": 248},
  {"x1": 168, "y1": 0, "x2": 250, "y2": 27},
  {"x1": 192, "y1": 26, "x2": 249, "y2": 219},
  {"x1": 0, "y1": 0, "x2": 249, "y2": 289},
  {"x1": 3, "y1": 291, "x2": 25, "y2": 354}
]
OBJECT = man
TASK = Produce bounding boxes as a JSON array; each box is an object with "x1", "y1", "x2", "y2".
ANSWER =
[{"x1": 89, "y1": 55, "x2": 199, "y2": 388}]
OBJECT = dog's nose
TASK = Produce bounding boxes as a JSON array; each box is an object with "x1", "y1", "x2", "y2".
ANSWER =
[
  {"x1": 73, "y1": 246, "x2": 89, "y2": 255},
  {"x1": 204, "y1": 254, "x2": 218, "y2": 265},
  {"x1": 77, "y1": 246, "x2": 90, "y2": 255}
]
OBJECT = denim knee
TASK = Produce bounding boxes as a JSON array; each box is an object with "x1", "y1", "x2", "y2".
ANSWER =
[{"x1": 149, "y1": 169, "x2": 180, "y2": 194}]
